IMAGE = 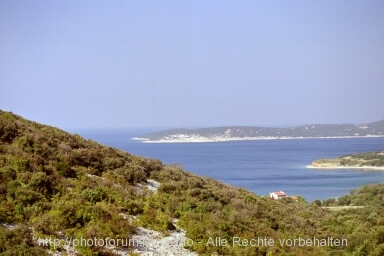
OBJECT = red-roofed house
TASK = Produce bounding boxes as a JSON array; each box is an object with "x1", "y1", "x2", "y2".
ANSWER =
[{"x1": 270, "y1": 191, "x2": 287, "y2": 200}]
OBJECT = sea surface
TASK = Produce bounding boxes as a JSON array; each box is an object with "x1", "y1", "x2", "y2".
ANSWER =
[{"x1": 75, "y1": 129, "x2": 384, "y2": 202}]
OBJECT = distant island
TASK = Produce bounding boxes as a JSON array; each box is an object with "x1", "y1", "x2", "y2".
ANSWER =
[
  {"x1": 134, "y1": 119, "x2": 384, "y2": 143},
  {"x1": 308, "y1": 151, "x2": 384, "y2": 170}
]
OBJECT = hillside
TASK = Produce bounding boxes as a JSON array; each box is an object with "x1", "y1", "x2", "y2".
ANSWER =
[
  {"x1": 137, "y1": 120, "x2": 384, "y2": 143},
  {"x1": 309, "y1": 152, "x2": 384, "y2": 169},
  {"x1": 1, "y1": 110, "x2": 384, "y2": 255}
]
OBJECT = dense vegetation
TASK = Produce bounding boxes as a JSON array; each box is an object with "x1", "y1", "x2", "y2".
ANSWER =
[
  {"x1": 339, "y1": 152, "x2": 384, "y2": 167},
  {"x1": 312, "y1": 152, "x2": 384, "y2": 168},
  {"x1": 1, "y1": 110, "x2": 384, "y2": 255},
  {"x1": 321, "y1": 184, "x2": 384, "y2": 255}
]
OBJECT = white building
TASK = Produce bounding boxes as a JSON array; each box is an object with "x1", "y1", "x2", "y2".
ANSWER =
[{"x1": 269, "y1": 191, "x2": 287, "y2": 200}]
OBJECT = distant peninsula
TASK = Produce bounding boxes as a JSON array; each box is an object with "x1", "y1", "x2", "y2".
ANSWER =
[
  {"x1": 134, "y1": 119, "x2": 384, "y2": 143},
  {"x1": 308, "y1": 151, "x2": 384, "y2": 170}
]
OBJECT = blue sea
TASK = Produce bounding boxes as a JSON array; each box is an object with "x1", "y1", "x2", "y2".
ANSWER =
[{"x1": 75, "y1": 129, "x2": 384, "y2": 202}]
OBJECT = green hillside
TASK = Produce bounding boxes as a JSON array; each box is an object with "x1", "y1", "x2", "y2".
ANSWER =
[
  {"x1": 311, "y1": 152, "x2": 384, "y2": 169},
  {"x1": 1, "y1": 110, "x2": 384, "y2": 255}
]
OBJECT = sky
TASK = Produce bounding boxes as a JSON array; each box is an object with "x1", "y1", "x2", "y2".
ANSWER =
[{"x1": 1, "y1": 1, "x2": 384, "y2": 129}]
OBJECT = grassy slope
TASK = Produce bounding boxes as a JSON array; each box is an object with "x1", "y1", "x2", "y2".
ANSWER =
[{"x1": 1, "y1": 110, "x2": 384, "y2": 255}]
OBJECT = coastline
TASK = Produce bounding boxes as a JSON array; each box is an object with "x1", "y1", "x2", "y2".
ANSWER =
[
  {"x1": 133, "y1": 135, "x2": 384, "y2": 144},
  {"x1": 306, "y1": 165, "x2": 384, "y2": 171}
]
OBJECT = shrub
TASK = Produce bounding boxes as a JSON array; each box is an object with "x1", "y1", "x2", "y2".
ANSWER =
[{"x1": 55, "y1": 162, "x2": 76, "y2": 178}]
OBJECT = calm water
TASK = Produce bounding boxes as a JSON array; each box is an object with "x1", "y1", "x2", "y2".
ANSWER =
[{"x1": 76, "y1": 129, "x2": 384, "y2": 202}]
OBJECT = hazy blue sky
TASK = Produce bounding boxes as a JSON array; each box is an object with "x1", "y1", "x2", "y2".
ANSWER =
[{"x1": 1, "y1": 1, "x2": 384, "y2": 129}]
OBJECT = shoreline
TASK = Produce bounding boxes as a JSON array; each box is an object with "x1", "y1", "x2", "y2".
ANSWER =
[
  {"x1": 306, "y1": 165, "x2": 384, "y2": 170},
  {"x1": 132, "y1": 135, "x2": 384, "y2": 144}
]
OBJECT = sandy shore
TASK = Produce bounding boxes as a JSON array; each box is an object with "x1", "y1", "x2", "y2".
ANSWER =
[
  {"x1": 133, "y1": 135, "x2": 384, "y2": 143},
  {"x1": 306, "y1": 165, "x2": 384, "y2": 170},
  {"x1": 140, "y1": 136, "x2": 281, "y2": 143}
]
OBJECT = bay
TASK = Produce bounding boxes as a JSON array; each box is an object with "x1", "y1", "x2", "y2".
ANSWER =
[{"x1": 75, "y1": 129, "x2": 384, "y2": 202}]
